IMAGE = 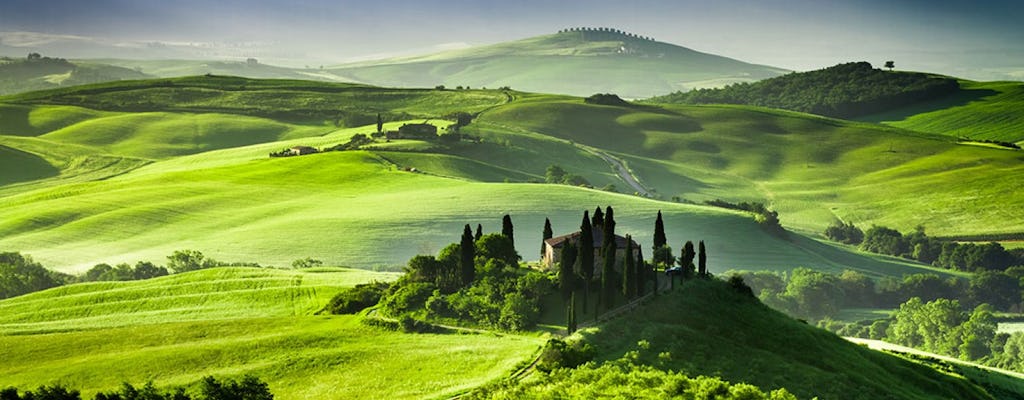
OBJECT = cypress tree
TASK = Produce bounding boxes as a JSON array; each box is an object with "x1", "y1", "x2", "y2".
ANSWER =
[
  {"x1": 622, "y1": 235, "x2": 634, "y2": 299},
  {"x1": 601, "y1": 243, "x2": 616, "y2": 312},
  {"x1": 579, "y1": 211, "x2": 594, "y2": 313},
  {"x1": 698, "y1": 240, "x2": 708, "y2": 276},
  {"x1": 475, "y1": 224, "x2": 483, "y2": 241},
  {"x1": 635, "y1": 248, "x2": 646, "y2": 297},
  {"x1": 681, "y1": 241, "x2": 696, "y2": 279},
  {"x1": 653, "y1": 210, "x2": 666, "y2": 265},
  {"x1": 600, "y1": 206, "x2": 617, "y2": 311},
  {"x1": 592, "y1": 207, "x2": 604, "y2": 230},
  {"x1": 567, "y1": 291, "x2": 577, "y2": 334},
  {"x1": 502, "y1": 214, "x2": 515, "y2": 247},
  {"x1": 460, "y1": 224, "x2": 476, "y2": 286},
  {"x1": 598, "y1": 208, "x2": 614, "y2": 255},
  {"x1": 376, "y1": 113, "x2": 383, "y2": 133},
  {"x1": 542, "y1": 218, "x2": 553, "y2": 259},
  {"x1": 559, "y1": 241, "x2": 577, "y2": 301}
]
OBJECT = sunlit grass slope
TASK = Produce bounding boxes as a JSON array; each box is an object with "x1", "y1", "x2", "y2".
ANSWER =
[
  {"x1": 480, "y1": 99, "x2": 1024, "y2": 237},
  {"x1": 580, "y1": 278, "x2": 994, "y2": 400},
  {"x1": 0, "y1": 149, "x2": 939, "y2": 278},
  {"x1": 861, "y1": 80, "x2": 1024, "y2": 143},
  {"x1": 0, "y1": 267, "x2": 396, "y2": 334},
  {"x1": 0, "y1": 267, "x2": 540, "y2": 399}
]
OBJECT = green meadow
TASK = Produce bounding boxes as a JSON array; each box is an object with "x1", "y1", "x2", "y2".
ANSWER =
[
  {"x1": 0, "y1": 268, "x2": 542, "y2": 399},
  {"x1": 1, "y1": 72, "x2": 1023, "y2": 399},
  {"x1": 1, "y1": 76, "x2": 1019, "y2": 273},
  {"x1": 860, "y1": 80, "x2": 1024, "y2": 143}
]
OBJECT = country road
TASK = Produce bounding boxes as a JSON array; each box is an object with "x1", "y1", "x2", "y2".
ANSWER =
[{"x1": 580, "y1": 146, "x2": 652, "y2": 197}]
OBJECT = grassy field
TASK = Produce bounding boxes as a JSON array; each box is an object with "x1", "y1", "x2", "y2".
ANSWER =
[
  {"x1": 1, "y1": 77, "x2": 1014, "y2": 276},
  {"x1": 480, "y1": 99, "x2": 1024, "y2": 237},
  {"x1": 0, "y1": 267, "x2": 543, "y2": 399},
  {"x1": 860, "y1": 80, "x2": 1024, "y2": 143},
  {"x1": 0, "y1": 147, "x2": 952, "y2": 279}
]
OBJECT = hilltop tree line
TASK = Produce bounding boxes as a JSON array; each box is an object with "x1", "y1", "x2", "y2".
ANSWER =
[
  {"x1": 1, "y1": 375, "x2": 272, "y2": 400},
  {"x1": 0, "y1": 250, "x2": 255, "y2": 300},
  {"x1": 824, "y1": 221, "x2": 1024, "y2": 272},
  {"x1": 650, "y1": 62, "x2": 960, "y2": 119},
  {"x1": 558, "y1": 27, "x2": 656, "y2": 42}
]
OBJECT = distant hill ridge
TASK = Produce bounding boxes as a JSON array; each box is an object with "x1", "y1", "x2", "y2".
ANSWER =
[
  {"x1": 649, "y1": 62, "x2": 960, "y2": 118},
  {"x1": 329, "y1": 29, "x2": 787, "y2": 98}
]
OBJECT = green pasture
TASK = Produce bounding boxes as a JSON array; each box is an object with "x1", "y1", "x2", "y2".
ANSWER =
[
  {"x1": 0, "y1": 148, "x2": 951, "y2": 278},
  {"x1": 0, "y1": 268, "x2": 539, "y2": 400},
  {"x1": 480, "y1": 99, "x2": 1024, "y2": 237},
  {"x1": 860, "y1": 80, "x2": 1024, "y2": 143}
]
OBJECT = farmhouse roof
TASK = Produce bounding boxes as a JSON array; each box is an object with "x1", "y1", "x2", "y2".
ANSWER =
[
  {"x1": 290, "y1": 146, "x2": 316, "y2": 151},
  {"x1": 545, "y1": 231, "x2": 638, "y2": 249}
]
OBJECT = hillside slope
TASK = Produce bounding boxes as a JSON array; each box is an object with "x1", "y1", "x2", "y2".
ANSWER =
[
  {"x1": 647, "y1": 62, "x2": 960, "y2": 119},
  {"x1": 477, "y1": 98, "x2": 1024, "y2": 237},
  {"x1": 331, "y1": 29, "x2": 787, "y2": 98},
  {"x1": 0, "y1": 55, "x2": 151, "y2": 95},
  {"x1": 0, "y1": 267, "x2": 541, "y2": 399},
  {"x1": 578, "y1": 278, "x2": 996, "y2": 399},
  {"x1": 860, "y1": 80, "x2": 1024, "y2": 144}
]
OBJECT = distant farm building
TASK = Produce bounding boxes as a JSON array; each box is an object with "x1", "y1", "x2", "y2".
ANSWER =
[
  {"x1": 398, "y1": 123, "x2": 438, "y2": 139},
  {"x1": 542, "y1": 231, "x2": 641, "y2": 274},
  {"x1": 289, "y1": 146, "x2": 318, "y2": 156}
]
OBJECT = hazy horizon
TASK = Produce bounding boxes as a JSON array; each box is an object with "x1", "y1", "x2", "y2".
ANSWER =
[{"x1": 2, "y1": 0, "x2": 1022, "y2": 81}]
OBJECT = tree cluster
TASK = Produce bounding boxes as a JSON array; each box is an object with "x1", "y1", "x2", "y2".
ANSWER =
[
  {"x1": 82, "y1": 262, "x2": 168, "y2": 282},
  {"x1": 2, "y1": 249, "x2": 251, "y2": 300},
  {"x1": 469, "y1": 354, "x2": 796, "y2": 400},
  {"x1": 823, "y1": 221, "x2": 864, "y2": 245},
  {"x1": 651, "y1": 62, "x2": 960, "y2": 119},
  {"x1": 583, "y1": 93, "x2": 631, "y2": 107},
  {"x1": 0, "y1": 252, "x2": 69, "y2": 299},
  {"x1": 374, "y1": 217, "x2": 552, "y2": 331},
  {"x1": 736, "y1": 265, "x2": 1024, "y2": 322},
  {"x1": 545, "y1": 165, "x2": 592, "y2": 187},
  {"x1": 833, "y1": 223, "x2": 1024, "y2": 271},
  {"x1": 704, "y1": 199, "x2": 784, "y2": 236},
  {"x1": 1, "y1": 375, "x2": 272, "y2": 400}
]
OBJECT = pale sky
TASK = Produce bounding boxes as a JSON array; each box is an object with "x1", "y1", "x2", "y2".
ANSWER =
[{"x1": 1, "y1": 0, "x2": 1021, "y2": 80}]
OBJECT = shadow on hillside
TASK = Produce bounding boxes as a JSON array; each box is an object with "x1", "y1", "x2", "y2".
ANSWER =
[
  {"x1": 0, "y1": 106, "x2": 42, "y2": 137},
  {"x1": 0, "y1": 145, "x2": 60, "y2": 185},
  {"x1": 787, "y1": 233, "x2": 961, "y2": 278},
  {"x1": 857, "y1": 87, "x2": 1000, "y2": 123}
]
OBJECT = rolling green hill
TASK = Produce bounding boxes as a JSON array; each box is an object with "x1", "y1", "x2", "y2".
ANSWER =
[
  {"x1": 860, "y1": 80, "x2": 1024, "y2": 144},
  {"x1": 330, "y1": 28, "x2": 787, "y2": 98},
  {"x1": 1, "y1": 76, "x2": 1019, "y2": 274},
  {"x1": 647, "y1": 62, "x2": 960, "y2": 119},
  {"x1": 92, "y1": 58, "x2": 353, "y2": 83},
  {"x1": 0, "y1": 55, "x2": 151, "y2": 95},
  {"x1": 0, "y1": 267, "x2": 543, "y2": 399},
  {"x1": 570, "y1": 278, "x2": 997, "y2": 399},
  {"x1": 476, "y1": 98, "x2": 1024, "y2": 238}
]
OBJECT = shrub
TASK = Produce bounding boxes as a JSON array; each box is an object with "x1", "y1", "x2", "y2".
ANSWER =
[
  {"x1": 325, "y1": 281, "x2": 390, "y2": 314},
  {"x1": 380, "y1": 282, "x2": 436, "y2": 316}
]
